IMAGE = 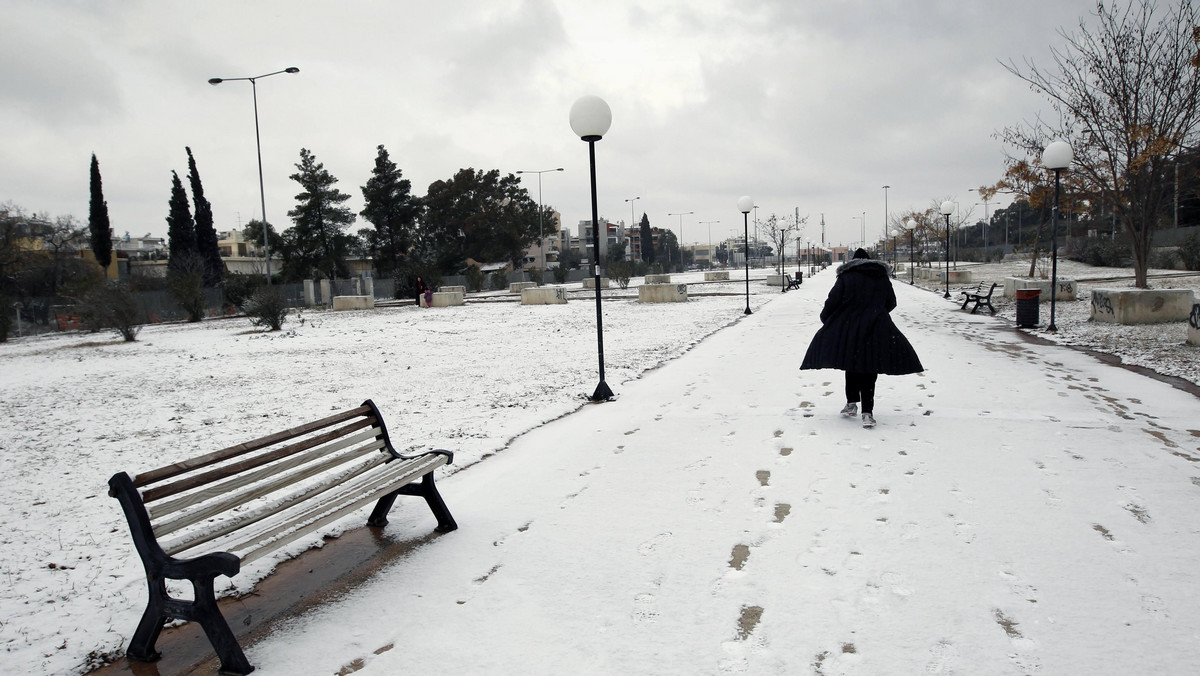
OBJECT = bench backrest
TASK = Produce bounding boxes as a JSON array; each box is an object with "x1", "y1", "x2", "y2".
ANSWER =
[{"x1": 109, "y1": 399, "x2": 442, "y2": 565}]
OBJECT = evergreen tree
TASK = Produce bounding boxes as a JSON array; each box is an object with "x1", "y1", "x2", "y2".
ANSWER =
[
  {"x1": 186, "y1": 147, "x2": 223, "y2": 287},
  {"x1": 166, "y1": 171, "x2": 197, "y2": 277},
  {"x1": 639, "y1": 213, "x2": 654, "y2": 264},
  {"x1": 286, "y1": 148, "x2": 356, "y2": 279},
  {"x1": 88, "y1": 154, "x2": 113, "y2": 270},
  {"x1": 420, "y1": 168, "x2": 542, "y2": 273},
  {"x1": 359, "y1": 145, "x2": 418, "y2": 279}
]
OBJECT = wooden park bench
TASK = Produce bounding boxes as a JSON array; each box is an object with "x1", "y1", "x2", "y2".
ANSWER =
[
  {"x1": 107, "y1": 399, "x2": 457, "y2": 675},
  {"x1": 959, "y1": 282, "x2": 999, "y2": 315},
  {"x1": 786, "y1": 272, "x2": 802, "y2": 290}
]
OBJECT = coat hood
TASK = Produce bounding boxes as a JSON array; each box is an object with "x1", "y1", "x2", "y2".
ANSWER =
[{"x1": 835, "y1": 258, "x2": 891, "y2": 278}]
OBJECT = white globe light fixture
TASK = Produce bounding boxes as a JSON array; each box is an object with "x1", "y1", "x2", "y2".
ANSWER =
[
  {"x1": 570, "y1": 95, "x2": 612, "y2": 141},
  {"x1": 572, "y1": 95, "x2": 615, "y2": 402},
  {"x1": 737, "y1": 196, "x2": 754, "y2": 315},
  {"x1": 1041, "y1": 139, "x2": 1074, "y2": 331}
]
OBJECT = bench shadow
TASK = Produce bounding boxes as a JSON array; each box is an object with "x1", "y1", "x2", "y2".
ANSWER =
[{"x1": 87, "y1": 525, "x2": 444, "y2": 676}]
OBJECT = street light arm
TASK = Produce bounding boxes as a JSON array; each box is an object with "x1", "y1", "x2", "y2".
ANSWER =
[{"x1": 208, "y1": 67, "x2": 300, "y2": 85}]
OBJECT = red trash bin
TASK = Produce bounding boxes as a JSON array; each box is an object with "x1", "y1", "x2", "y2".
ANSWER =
[{"x1": 1015, "y1": 289, "x2": 1041, "y2": 328}]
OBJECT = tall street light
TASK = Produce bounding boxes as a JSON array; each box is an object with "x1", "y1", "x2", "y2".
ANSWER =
[
  {"x1": 904, "y1": 219, "x2": 917, "y2": 285},
  {"x1": 1042, "y1": 140, "x2": 1074, "y2": 333},
  {"x1": 515, "y1": 167, "x2": 563, "y2": 280},
  {"x1": 700, "y1": 220, "x2": 719, "y2": 268},
  {"x1": 570, "y1": 95, "x2": 615, "y2": 402},
  {"x1": 939, "y1": 201, "x2": 955, "y2": 298},
  {"x1": 668, "y1": 211, "x2": 693, "y2": 270},
  {"x1": 207, "y1": 66, "x2": 300, "y2": 284},
  {"x1": 738, "y1": 196, "x2": 754, "y2": 315},
  {"x1": 882, "y1": 185, "x2": 890, "y2": 241}
]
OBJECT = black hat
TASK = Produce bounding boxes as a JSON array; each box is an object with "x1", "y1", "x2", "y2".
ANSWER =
[{"x1": 853, "y1": 248, "x2": 869, "y2": 259}]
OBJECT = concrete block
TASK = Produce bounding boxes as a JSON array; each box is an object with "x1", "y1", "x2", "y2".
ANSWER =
[
  {"x1": 441, "y1": 285, "x2": 466, "y2": 294},
  {"x1": 1188, "y1": 304, "x2": 1200, "y2": 346},
  {"x1": 332, "y1": 295, "x2": 373, "y2": 311},
  {"x1": 705, "y1": 271, "x2": 729, "y2": 281},
  {"x1": 521, "y1": 287, "x2": 568, "y2": 305},
  {"x1": 645, "y1": 274, "x2": 672, "y2": 284},
  {"x1": 766, "y1": 274, "x2": 786, "y2": 286},
  {"x1": 430, "y1": 291, "x2": 464, "y2": 307},
  {"x1": 508, "y1": 281, "x2": 537, "y2": 293},
  {"x1": 946, "y1": 270, "x2": 972, "y2": 284},
  {"x1": 1091, "y1": 288, "x2": 1196, "y2": 324},
  {"x1": 638, "y1": 283, "x2": 688, "y2": 303},
  {"x1": 1014, "y1": 278, "x2": 1077, "y2": 302},
  {"x1": 582, "y1": 277, "x2": 610, "y2": 289}
]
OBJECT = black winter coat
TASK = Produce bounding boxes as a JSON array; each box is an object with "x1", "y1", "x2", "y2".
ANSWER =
[{"x1": 800, "y1": 259, "x2": 924, "y2": 375}]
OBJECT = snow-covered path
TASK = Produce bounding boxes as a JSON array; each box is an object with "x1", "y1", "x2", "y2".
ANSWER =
[{"x1": 240, "y1": 275, "x2": 1200, "y2": 675}]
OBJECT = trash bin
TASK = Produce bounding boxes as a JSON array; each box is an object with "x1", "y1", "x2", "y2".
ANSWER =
[{"x1": 1015, "y1": 289, "x2": 1041, "y2": 328}]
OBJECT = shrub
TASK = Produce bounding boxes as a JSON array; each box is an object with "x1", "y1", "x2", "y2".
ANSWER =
[
  {"x1": 1149, "y1": 247, "x2": 1178, "y2": 270},
  {"x1": 1076, "y1": 237, "x2": 1130, "y2": 267},
  {"x1": 1179, "y1": 232, "x2": 1200, "y2": 271},
  {"x1": 167, "y1": 254, "x2": 206, "y2": 322},
  {"x1": 245, "y1": 287, "x2": 288, "y2": 331},
  {"x1": 80, "y1": 282, "x2": 143, "y2": 341},
  {"x1": 489, "y1": 270, "x2": 508, "y2": 291},
  {"x1": 465, "y1": 264, "x2": 484, "y2": 292},
  {"x1": 608, "y1": 261, "x2": 632, "y2": 289},
  {"x1": 527, "y1": 267, "x2": 543, "y2": 285},
  {"x1": 221, "y1": 273, "x2": 260, "y2": 310},
  {"x1": 552, "y1": 265, "x2": 569, "y2": 284}
]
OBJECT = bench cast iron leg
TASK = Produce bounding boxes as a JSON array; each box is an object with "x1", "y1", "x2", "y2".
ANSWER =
[
  {"x1": 193, "y1": 576, "x2": 254, "y2": 675},
  {"x1": 369, "y1": 473, "x2": 458, "y2": 532},
  {"x1": 127, "y1": 578, "x2": 168, "y2": 662}
]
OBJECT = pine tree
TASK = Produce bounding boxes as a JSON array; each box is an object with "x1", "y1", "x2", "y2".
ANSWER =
[
  {"x1": 639, "y1": 213, "x2": 654, "y2": 264},
  {"x1": 166, "y1": 171, "x2": 197, "y2": 277},
  {"x1": 360, "y1": 145, "x2": 417, "y2": 279},
  {"x1": 286, "y1": 148, "x2": 356, "y2": 279},
  {"x1": 88, "y1": 154, "x2": 113, "y2": 270},
  {"x1": 186, "y1": 147, "x2": 223, "y2": 287}
]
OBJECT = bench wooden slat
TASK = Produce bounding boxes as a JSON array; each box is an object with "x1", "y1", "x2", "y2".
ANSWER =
[
  {"x1": 149, "y1": 427, "x2": 384, "y2": 522},
  {"x1": 152, "y1": 436, "x2": 387, "y2": 538},
  {"x1": 234, "y1": 455, "x2": 447, "y2": 565},
  {"x1": 161, "y1": 453, "x2": 391, "y2": 557},
  {"x1": 141, "y1": 417, "x2": 377, "y2": 504},
  {"x1": 132, "y1": 404, "x2": 374, "y2": 488}
]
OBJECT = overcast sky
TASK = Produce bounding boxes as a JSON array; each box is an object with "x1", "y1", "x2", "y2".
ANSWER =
[{"x1": 3, "y1": 0, "x2": 1097, "y2": 251}]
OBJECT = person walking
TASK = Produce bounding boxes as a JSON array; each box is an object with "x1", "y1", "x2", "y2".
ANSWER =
[{"x1": 800, "y1": 248, "x2": 923, "y2": 428}]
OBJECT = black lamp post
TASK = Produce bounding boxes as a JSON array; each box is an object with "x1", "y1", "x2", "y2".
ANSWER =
[
  {"x1": 570, "y1": 95, "x2": 615, "y2": 402},
  {"x1": 738, "y1": 196, "x2": 754, "y2": 314},
  {"x1": 207, "y1": 67, "x2": 300, "y2": 284},
  {"x1": 939, "y1": 201, "x2": 954, "y2": 298},
  {"x1": 1041, "y1": 140, "x2": 1074, "y2": 332},
  {"x1": 905, "y1": 219, "x2": 916, "y2": 285}
]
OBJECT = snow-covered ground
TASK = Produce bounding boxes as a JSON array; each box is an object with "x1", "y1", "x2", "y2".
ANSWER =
[{"x1": 1, "y1": 264, "x2": 1198, "y2": 675}]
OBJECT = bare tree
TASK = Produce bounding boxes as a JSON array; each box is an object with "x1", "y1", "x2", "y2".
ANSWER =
[{"x1": 1000, "y1": 0, "x2": 1200, "y2": 287}]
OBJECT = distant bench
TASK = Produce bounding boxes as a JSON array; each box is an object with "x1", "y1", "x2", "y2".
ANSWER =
[
  {"x1": 107, "y1": 399, "x2": 457, "y2": 674},
  {"x1": 959, "y1": 282, "x2": 999, "y2": 315}
]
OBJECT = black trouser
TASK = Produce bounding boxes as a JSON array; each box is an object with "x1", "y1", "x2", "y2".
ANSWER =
[{"x1": 845, "y1": 372, "x2": 878, "y2": 413}]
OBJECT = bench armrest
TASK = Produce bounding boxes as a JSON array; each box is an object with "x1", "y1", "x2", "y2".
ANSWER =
[{"x1": 163, "y1": 551, "x2": 241, "y2": 581}]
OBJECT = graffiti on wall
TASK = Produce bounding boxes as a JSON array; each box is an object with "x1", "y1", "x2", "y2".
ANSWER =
[{"x1": 1092, "y1": 292, "x2": 1114, "y2": 317}]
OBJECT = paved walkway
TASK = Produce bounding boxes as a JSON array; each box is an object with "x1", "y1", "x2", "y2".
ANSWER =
[{"x1": 101, "y1": 272, "x2": 1200, "y2": 675}]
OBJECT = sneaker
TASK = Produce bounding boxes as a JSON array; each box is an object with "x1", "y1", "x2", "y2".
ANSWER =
[
  {"x1": 840, "y1": 402, "x2": 858, "y2": 417},
  {"x1": 862, "y1": 412, "x2": 876, "y2": 428}
]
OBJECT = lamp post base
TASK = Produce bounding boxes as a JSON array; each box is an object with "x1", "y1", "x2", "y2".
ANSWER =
[
  {"x1": 744, "y1": 306, "x2": 752, "y2": 315},
  {"x1": 590, "y1": 381, "x2": 615, "y2": 402}
]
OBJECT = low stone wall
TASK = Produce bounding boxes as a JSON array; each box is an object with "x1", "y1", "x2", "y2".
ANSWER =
[
  {"x1": 1188, "y1": 304, "x2": 1200, "y2": 346},
  {"x1": 521, "y1": 287, "x2": 568, "y2": 305},
  {"x1": 705, "y1": 271, "x2": 730, "y2": 281},
  {"x1": 638, "y1": 284, "x2": 688, "y2": 303},
  {"x1": 441, "y1": 285, "x2": 466, "y2": 294},
  {"x1": 1091, "y1": 288, "x2": 1196, "y2": 324},
  {"x1": 1007, "y1": 278, "x2": 1077, "y2": 301},
  {"x1": 582, "y1": 277, "x2": 610, "y2": 289},
  {"x1": 508, "y1": 281, "x2": 537, "y2": 293},
  {"x1": 766, "y1": 274, "x2": 786, "y2": 286},
  {"x1": 645, "y1": 274, "x2": 672, "y2": 284},
  {"x1": 332, "y1": 295, "x2": 373, "y2": 311},
  {"x1": 430, "y1": 291, "x2": 464, "y2": 307}
]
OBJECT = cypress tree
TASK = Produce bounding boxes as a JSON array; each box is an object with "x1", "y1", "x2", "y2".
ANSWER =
[
  {"x1": 360, "y1": 145, "x2": 417, "y2": 279},
  {"x1": 88, "y1": 154, "x2": 113, "y2": 270},
  {"x1": 639, "y1": 213, "x2": 654, "y2": 264},
  {"x1": 186, "y1": 147, "x2": 223, "y2": 287},
  {"x1": 166, "y1": 171, "x2": 197, "y2": 277}
]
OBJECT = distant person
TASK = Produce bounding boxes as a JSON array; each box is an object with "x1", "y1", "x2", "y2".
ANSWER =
[
  {"x1": 800, "y1": 248, "x2": 923, "y2": 428},
  {"x1": 415, "y1": 276, "x2": 429, "y2": 308}
]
